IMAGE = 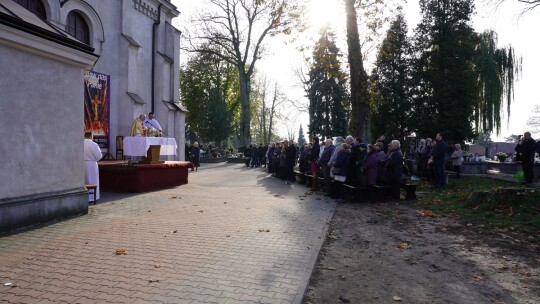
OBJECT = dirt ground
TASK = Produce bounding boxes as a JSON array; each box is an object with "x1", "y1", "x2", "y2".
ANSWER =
[{"x1": 303, "y1": 200, "x2": 540, "y2": 304}]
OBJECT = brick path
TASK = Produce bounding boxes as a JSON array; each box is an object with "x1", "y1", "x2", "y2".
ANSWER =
[{"x1": 0, "y1": 163, "x2": 335, "y2": 304}]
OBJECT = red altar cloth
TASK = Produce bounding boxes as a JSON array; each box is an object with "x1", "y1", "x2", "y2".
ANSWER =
[{"x1": 98, "y1": 161, "x2": 190, "y2": 193}]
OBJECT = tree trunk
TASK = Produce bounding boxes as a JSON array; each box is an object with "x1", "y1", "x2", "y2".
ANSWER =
[
  {"x1": 239, "y1": 70, "x2": 251, "y2": 146},
  {"x1": 267, "y1": 84, "x2": 278, "y2": 144},
  {"x1": 345, "y1": 0, "x2": 370, "y2": 141}
]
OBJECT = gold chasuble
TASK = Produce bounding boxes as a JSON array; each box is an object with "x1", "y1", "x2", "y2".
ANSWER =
[{"x1": 130, "y1": 119, "x2": 144, "y2": 136}]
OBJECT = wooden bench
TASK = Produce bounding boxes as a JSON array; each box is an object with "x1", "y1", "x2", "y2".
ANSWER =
[
  {"x1": 373, "y1": 184, "x2": 391, "y2": 200},
  {"x1": 399, "y1": 183, "x2": 418, "y2": 200},
  {"x1": 444, "y1": 170, "x2": 457, "y2": 184},
  {"x1": 373, "y1": 183, "x2": 418, "y2": 200},
  {"x1": 85, "y1": 184, "x2": 97, "y2": 204},
  {"x1": 342, "y1": 183, "x2": 366, "y2": 202},
  {"x1": 294, "y1": 170, "x2": 308, "y2": 184}
]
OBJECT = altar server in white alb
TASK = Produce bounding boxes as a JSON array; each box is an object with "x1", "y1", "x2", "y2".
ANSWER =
[
  {"x1": 143, "y1": 111, "x2": 162, "y2": 137},
  {"x1": 84, "y1": 132, "x2": 102, "y2": 202}
]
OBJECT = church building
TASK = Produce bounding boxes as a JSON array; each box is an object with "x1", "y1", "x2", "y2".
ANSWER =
[{"x1": 0, "y1": 0, "x2": 185, "y2": 233}]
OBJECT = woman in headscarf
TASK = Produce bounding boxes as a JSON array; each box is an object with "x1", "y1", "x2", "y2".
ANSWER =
[{"x1": 451, "y1": 143, "x2": 463, "y2": 178}]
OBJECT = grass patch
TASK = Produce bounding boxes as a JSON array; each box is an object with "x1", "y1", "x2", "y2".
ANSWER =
[{"x1": 405, "y1": 176, "x2": 540, "y2": 242}]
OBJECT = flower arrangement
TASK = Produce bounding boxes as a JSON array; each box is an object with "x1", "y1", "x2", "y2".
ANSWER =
[{"x1": 496, "y1": 152, "x2": 507, "y2": 162}]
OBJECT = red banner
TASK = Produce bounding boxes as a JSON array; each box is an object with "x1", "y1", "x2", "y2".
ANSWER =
[{"x1": 84, "y1": 71, "x2": 110, "y2": 149}]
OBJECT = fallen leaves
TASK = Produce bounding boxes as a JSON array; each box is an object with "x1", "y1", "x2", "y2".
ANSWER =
[
  {"x1": 148, "y1": 279, "x2": 160, "y2": 283},
  {"x1": 472, "y1": 273, "x2": 484, "y2": 281},
  {"x1": 115, "y1": 249, "x2": 127, "y2": 255},
  {"x1": 397, "y1": 242, "x2": 412, "y2": 249},
  {"x1": 419, "y1": 210, "x2": 436, "y2": 217},
  {"x1": 154, "y1": 264, "x2": 163, "y2": 268},
  {"x1": 258, "y1": 228, "x2": 270, "y2": 232}
]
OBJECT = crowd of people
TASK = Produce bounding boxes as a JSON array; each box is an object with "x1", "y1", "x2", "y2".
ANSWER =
[
  {"x1": 237, "y1": 133, "x2": 453, "y2": 202},
  {"x1": 187, "y1": 131, "x2": 537, "y2": 201}
]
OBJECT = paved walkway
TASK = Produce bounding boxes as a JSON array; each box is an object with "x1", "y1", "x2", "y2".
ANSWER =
[{"x1": 0, "y1": 163, "x2": 336, "y2": 304}]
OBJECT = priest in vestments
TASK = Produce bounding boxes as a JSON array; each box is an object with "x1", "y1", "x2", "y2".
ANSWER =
[
  {"x1": 84, "y1": 132, "x2": 102, "y2": 202},
  {"x1": 130, "y1": 114, "x2": 146, "y2": 137}
]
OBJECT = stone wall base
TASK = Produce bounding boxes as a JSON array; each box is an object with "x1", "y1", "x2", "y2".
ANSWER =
[{"x1": 0, "y1": 188, "x2": 88, "y2": 235}]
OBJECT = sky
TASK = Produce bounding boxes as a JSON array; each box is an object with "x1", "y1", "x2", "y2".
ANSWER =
[{"x1": 171, "y1": 0, "x2": 540, "y2": 142}]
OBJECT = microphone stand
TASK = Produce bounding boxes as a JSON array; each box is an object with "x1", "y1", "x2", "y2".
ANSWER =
[{"x1": 145, "y1": 120, "x2": 167, "y2": 136}]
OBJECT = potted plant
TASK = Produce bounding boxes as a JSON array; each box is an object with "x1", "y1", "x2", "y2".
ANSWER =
[{"x1": 496, "y1": 152, "x2": 507, "y2": 162}]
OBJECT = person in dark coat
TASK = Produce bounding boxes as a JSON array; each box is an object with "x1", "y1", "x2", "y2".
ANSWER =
[
  {"x1": 515, "y1": 132, "x2": 536, "y2": 184},
  {"x1": 259, "y1": 143, "x2": 267, "y2": 168},
  {"x1": 319, "y1": 139, "x2": 335, "y2": 196},
  {"x1": 430, "y1": 132, "x2": 447, "y2": 189},
  {"x1": 381, "y1": 140, "x2": 403, "y2": 200},
  {"x1": 299, "y1": 143, "x2": 310, "y2": 173},
  {"x1": 309, "y1": 137, "x2": 321, "y2": 191},
  {"x1": 331, "y1": 143, "x2": 351, "y2": 198},
  {"x1": 377, "y1": 135, "x2": 388, "y2": 153},
  {"x1": 185, "y1": 143, "x2": 191, "y2": 162},
  {"x1": 273, "y1": 143, "x2": 282, "y2": 177},
  {"x1": 345, "y1": 136, "x2": 358, "y2": 184},
  {"x1": 190, "y1": 142, "x2": 201, "y2": 171},
  {"x1": 267, "y1": 143, "x2": 275, "y2": 173},
  {"x1": 250, "y1": 144, "x2": 259, "y2": 168},
  {"x1": 286, "y1": 140, "x2": 297, "y2": 181},
  {"x1": 362, "y1": 144, "x2": 378, "y2": 202},
  {"x1": 243, "y1": 144, "x2": 252, "y2": 167}
]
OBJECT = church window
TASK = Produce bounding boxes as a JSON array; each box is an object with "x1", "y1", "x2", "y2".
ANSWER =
[
  {"x1": 12, "y1": 0, "x2": 46, "y2": 20},
  {"x1": 66, "y1": 11, "x2": 90, "y2": 44}
]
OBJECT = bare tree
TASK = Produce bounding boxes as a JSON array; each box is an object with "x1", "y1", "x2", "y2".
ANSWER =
[
  {"x1": 488, "y1": 0, "x2": 540, "y2": 13},
  {"x1": 267, "y1": 83, "x2": 285, "y2": 143},
  {"x1": 183, "y1": 0, "x2": 302, "y2": 145}
]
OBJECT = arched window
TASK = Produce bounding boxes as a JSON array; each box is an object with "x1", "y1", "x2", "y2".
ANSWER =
[
  {"x1": 12, "y1": 0, "x2": 46, "y2": 20},
  {"x1": 66, "y1": 11, "x2": 90, "y2": 44}
]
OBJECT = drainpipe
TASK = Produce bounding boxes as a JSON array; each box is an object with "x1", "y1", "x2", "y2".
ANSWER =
[{"x1": 151, "y1": 4, "x2": 162, "y2": 113}]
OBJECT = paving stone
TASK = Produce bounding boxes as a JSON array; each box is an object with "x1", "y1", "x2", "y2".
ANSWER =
[{"x1": 0, "y1": 163, "x2": 334, "y2": 304}]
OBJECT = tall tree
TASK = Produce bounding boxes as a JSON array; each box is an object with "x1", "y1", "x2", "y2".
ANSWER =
[
  {"x1": 474, "y1": 30, "x2": 521, "y2": 135},
  {"x1": 297, "y1": 124, "x2": 306, "y2": 146},
  {"x1": 180, "y1": 52, "x2": 239, "y2": 145},
  {"x1": 370, "y1": 13, "x2": 412, "y2": 143},
  {"x1": 184, "y1": 0, "x2": 301, "y2": 146},
  {"x1": 306, "y1": 28, "x2": 349, "y2": 139},
  {"x1": 344, "y1": 0, "x2": 370, "y2": 140},
  {"x1": 411, "y1": 0, "x2": 478, "y2": 143}
]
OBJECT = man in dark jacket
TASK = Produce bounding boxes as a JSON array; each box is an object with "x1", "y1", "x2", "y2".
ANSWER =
[
  {"x1": 286, "y1": 140, "x2": 297, "y2": 181},
  {"x1": 430, "y1": 132, "x2": 447, "y2": 189},
  {"x1": 319, "y1": 139, "x2": 335, "y2": 195},
  {"x1": 382, "y1": 140, "x2": 403, "y2": 200},
  {"x1": 515, "y1": 132, "x2": 536, "y2": 184},
  {"x1": 258, "y1": 143, "x2": 267, "y2": 168}
]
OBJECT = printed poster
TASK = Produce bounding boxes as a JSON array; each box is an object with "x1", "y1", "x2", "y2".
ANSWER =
[{"x1": 84, "y1": 71, "x2": 110, "y2": 149}]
